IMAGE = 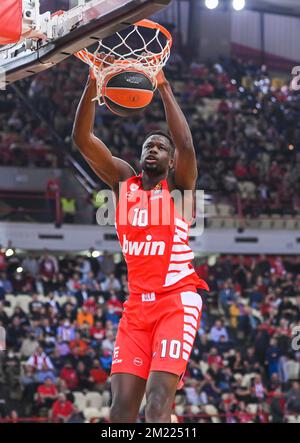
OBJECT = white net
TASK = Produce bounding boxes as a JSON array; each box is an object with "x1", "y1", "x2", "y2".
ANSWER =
[{"x1": 75, "y1": 20, "x2": 172, "y2": 105}]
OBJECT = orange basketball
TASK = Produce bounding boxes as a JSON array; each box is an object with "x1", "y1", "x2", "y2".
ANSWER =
[{"x1": 102, "y1": 70, "x2": 155, "y2": 117}]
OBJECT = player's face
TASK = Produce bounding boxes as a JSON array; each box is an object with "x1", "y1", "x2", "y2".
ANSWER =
[{"x1": 140, "y1": 135, "x2": 174, "y2": 173}]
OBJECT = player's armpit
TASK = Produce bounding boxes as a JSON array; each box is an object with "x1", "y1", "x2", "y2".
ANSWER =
[
  {"x1": 78, "y1": 135, "x2": 135, "y2": 189},
  {"x1": 173, "y1": 147, "x2": 198, "y2": 191}
]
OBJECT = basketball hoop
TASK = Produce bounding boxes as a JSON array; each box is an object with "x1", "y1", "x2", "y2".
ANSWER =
[{"x1": 74, "y1": 19, "x2": 172, "y2": 105}]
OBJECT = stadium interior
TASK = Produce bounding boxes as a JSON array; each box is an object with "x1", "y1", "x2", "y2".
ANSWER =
[{"x1": 0, "y1": 0, "x2": 299, "y2": 424}]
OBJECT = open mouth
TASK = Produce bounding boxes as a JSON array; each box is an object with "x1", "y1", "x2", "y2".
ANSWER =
[{"x1": 145, "y1": 156, "x2": 158, "y2": 163}]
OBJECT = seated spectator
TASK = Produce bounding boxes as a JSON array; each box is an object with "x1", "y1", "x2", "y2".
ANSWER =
[
  {"x1": 11, "y1": 306, "x2": 30, "y2": 327},
  {"x1": 59, "y1": 361, "x2": 78, "y2": 391},
  {"x1": 83, "y1": 295, "x2": 97, "y2": 314},
  {"x1": 89, "y1": 359, "x2": 108, "y2": 391},
  {"x1": 219, "y1": 280, "x2": 236, "y2": 316},
  {"x1": 29, "y1": 294, "x2": 44, "y2": 320},
  {"x1": 76, "y1": 361, "x2": 91, "y2": 390},
  {"x1": 285, "y1": 381, "x2": 300, "y2": 415},
  {"x1": 101, "y1": 329, "x2": 115, "y2": 354},
  {"x1": 26, "y1": 346, "x2": 55, "y2": 384},
  {"x1": 36, "y1": 377, "x2": 58, "y2": 409},
  {"x1": 77, "y1": 305, "x2": 94, "y2": 329},
  {"x1": 55, "y1": 337, "x2": 71, "y2": 358},
  {"x1": 52, "y1": 393, "x2": 74, "y2": 423},
  {"x1": 99, "y1": 348, "x2": 112, "y2": 373},
  {"x1": 265, "y1": 338, "x2": 281, "y2": 377},
  {"x1": 6, "y1": 316, "x2": 26, "y2": 350},
  {"x1": 0, "y1": 272, "x2": 13, "y2": 300},
  {"x1": 57, "y1": 320, "x2": 76, "y2": 342},
  {"x1": 250, "y1": 375, "x2": 267, "y2": 404},
  {"x1": 75, "y1": 283, "x2": 92, "y2": 307},
  {"x1": 249, "y1": 285, "x2": 264, "y2": 309},
  {"x1": 101, "y1": 273, "x2": 121, "y2": 293},
  {"x1": 0, "y1": 302, "x2": 9, "y2": 327},
  {"x1": 20, "y1": 333, "x2": 39, "y2": 359},
  {"x1": 66, "y1": 405, "x2": 85, "y2": 423},
  {"x1": 69, "y1": 331, "x2": 89, "y2": 357},
  {"x1": 19, "y1": 365, "x2": 38, "y2": 416},
  {"x1": 90, "y1": 320, "x2": 106, "y2": 345},
  {"x1": 66, "y1": 273, "x2": 81, "y2": 296},
  {"x1": 199, "y1": 373, "x2": 222, "y2": 406},
  {"x1": 210, "y1": 320, "x2": 229, "y2": 343}
]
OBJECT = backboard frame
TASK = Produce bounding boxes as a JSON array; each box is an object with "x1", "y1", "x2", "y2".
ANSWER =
[{"x1": 0, "y1": 0, "x2": 171, "y2": 85}]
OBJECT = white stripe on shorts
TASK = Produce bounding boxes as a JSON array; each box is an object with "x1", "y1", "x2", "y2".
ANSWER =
[
  {"x1": 183, "y1": 342, "x2": 192, "y2": 353},
  {"x1": 180, "y1": 291, "x2": 202, "y2": 312},
  {"x1": 184, "y1": 333, "x2": 194, "y2": 346},
  {"x1": 184, "y1": 306, "x2": 200, "y2": 319},
  {"x1": 183, "y1": 324, "x2": 197, "y2": 337},
  {"x1": 184, "y1": 315, "x2": 198, "y2": 329},
  {"x1": 182, "y1": 351, "x2": 189, "y2": 361}
]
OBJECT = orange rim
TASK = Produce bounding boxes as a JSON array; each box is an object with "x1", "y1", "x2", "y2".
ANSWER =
[
  {"x1": 134, "y1": 19, "x2": 173, "y2": 50},
  {"x1": 74, "y1": 19, "x2": 172, "y2": 67}
]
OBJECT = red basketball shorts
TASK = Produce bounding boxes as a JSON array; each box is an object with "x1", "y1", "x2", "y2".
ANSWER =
[{"x1": 110, "y1": 285, "x2": 202, "y2": 386}]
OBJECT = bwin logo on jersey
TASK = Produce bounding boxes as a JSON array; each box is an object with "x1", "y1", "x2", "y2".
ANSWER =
[{"x1": 122, "y1": 234, "x2": 166, "y2": 256}]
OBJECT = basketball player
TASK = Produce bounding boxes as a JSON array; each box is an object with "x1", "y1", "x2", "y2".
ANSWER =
[{"x1": 73, "y1": 66, "x2": 209, "y2": 423}]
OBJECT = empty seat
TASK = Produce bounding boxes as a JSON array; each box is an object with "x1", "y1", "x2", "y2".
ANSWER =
[
  {"x1": 199, "y1": 361, "x2": 208, "y2": 375},
  {"x1": 210, "y1": 218, "x2": 223, "y2": 229},
  {"x1": 174, "y1": 405, "x2": 184, "y2": 416},
  {"x1": 260, "y1": 218, "x2": 272, "y2": 229},
  {"x1": 286, "y1": 360, "x2": 300, "y2": 380},
  {"x1": 4, "y1": 307, "x2": 13, "y2": 317},
  {"x1": 241, "y1": 373, "x2": 256, "y2": 388},
  {"x1": 204, "y1": 404, "x2": 220, "y2": 423},
  {"x1": 216, "y1": 204, "x2": 232, "y2": 216},
  {"x1": 222, "y1": 219, "x2": 237, "y2": 229},
  {"x1": 101, "y1": 390, "x2": 111, "y2": 407},
  {"x1": 56, "y1": 296, "x2": 68, "y2": 306},
  {"x1": 73, "y1": 391, "x2": 86, "y2": 411},
  {"x1": 247, "y1": 404, "x2": 258, "y2": 415},
  {"x1": 85, "y1": 391, "x2": 103, "y2": 409},
  {"x1": 272, "y1": 218, "x2": 284, "y2": 229},
  {"x1": 84, "y1": 407, "x2": 102, "y2": 421},
  {"x1": 205, "y1": 204, "x2": 217, "y2": 217},
  {"x1": 5, "y1": 295, "x2": 17, "y2": 308},
  {"x1": 233, "y1": 373, "x2": 243, "y2": 381},
  {"x1": 15, "y1": 295, "x2": 31, "y2": 313},
  {"x1": 285, "y1": 218, "x2": 296, "y2": 230},
  {"x1": 99, "y1": 406, "x2": 110, "y2": 419},
  {"x1": 287, "y1": 415, "x2": 300, "y2": 423}
]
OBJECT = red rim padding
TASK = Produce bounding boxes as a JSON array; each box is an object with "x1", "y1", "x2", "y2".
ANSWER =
[{"x1": 0, "y1": 0, "x2": 22, "y2": 45}]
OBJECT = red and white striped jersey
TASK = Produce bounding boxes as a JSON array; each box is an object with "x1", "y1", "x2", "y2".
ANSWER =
[{"x1": 115, "y1": 173, "x2": 208, "y2": 295}]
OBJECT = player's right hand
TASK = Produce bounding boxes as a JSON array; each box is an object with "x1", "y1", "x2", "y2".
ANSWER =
[{"x1": 96, "y1": 52, "x2": 115, "y2": 69}]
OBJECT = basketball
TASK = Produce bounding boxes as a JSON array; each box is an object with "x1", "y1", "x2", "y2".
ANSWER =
[{"x1": 102, "y1": 70, "x2": 155, "y2": 117}]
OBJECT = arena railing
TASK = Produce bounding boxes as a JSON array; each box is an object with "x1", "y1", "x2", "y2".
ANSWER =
[{"x1": 0, "y1": 412, "x2": 298, "y2": 423}]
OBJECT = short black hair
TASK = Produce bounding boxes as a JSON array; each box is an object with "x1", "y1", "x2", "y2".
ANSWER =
[{"x1": 144, "y1": 130, "x2": 175, "y2": 157}]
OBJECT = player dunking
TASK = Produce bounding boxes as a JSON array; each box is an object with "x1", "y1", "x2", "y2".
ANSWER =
[{"x1": 73, "y1": 67, "x2": 208, "y2": 423}]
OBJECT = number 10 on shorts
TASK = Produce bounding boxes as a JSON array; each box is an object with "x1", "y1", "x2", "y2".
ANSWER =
[{"x1": 160, "y1": 339, "x2": 181, "y2": 359}]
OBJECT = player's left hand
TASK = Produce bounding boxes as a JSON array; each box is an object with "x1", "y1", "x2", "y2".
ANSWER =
[{"x1": 156, "y1": 69, "x2": 168, "y2": 88}]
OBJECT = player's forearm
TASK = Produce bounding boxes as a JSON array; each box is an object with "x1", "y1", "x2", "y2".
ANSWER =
[
  {"x1": 72, "y1": 77, "x2": 97, "y2": 144},
  {"x1": 158, "y1": 81, "x2": 194, "y2": 151}
]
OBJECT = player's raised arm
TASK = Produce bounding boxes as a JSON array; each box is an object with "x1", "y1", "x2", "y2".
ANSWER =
[
  {"x1": 72, "y1": 73, "x2": 136, "y2": 191},
  {"x1": 157, "y1": 71, "x2": 197, "y2": 191}
]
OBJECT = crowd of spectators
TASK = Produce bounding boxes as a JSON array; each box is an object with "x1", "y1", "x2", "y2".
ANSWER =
[
  {"x1": 1, "y1": 46, "x2": 300, "y2": 218},
  {"x1": 0, "y1": 248, "x2": 299, "y2": 423}
]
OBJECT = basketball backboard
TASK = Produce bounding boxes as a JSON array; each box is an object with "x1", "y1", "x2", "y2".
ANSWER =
[{"x1": 0, "y1": 0, "x2": 171, "y2": 85}]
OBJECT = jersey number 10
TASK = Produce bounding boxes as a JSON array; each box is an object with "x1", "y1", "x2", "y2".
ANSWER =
[
  {"x1": 132, "y1": 208, "x2": 148, "y2": 227},
  {"x1": 161, "y1": 339, "x2": 181, "y2": 359}
]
